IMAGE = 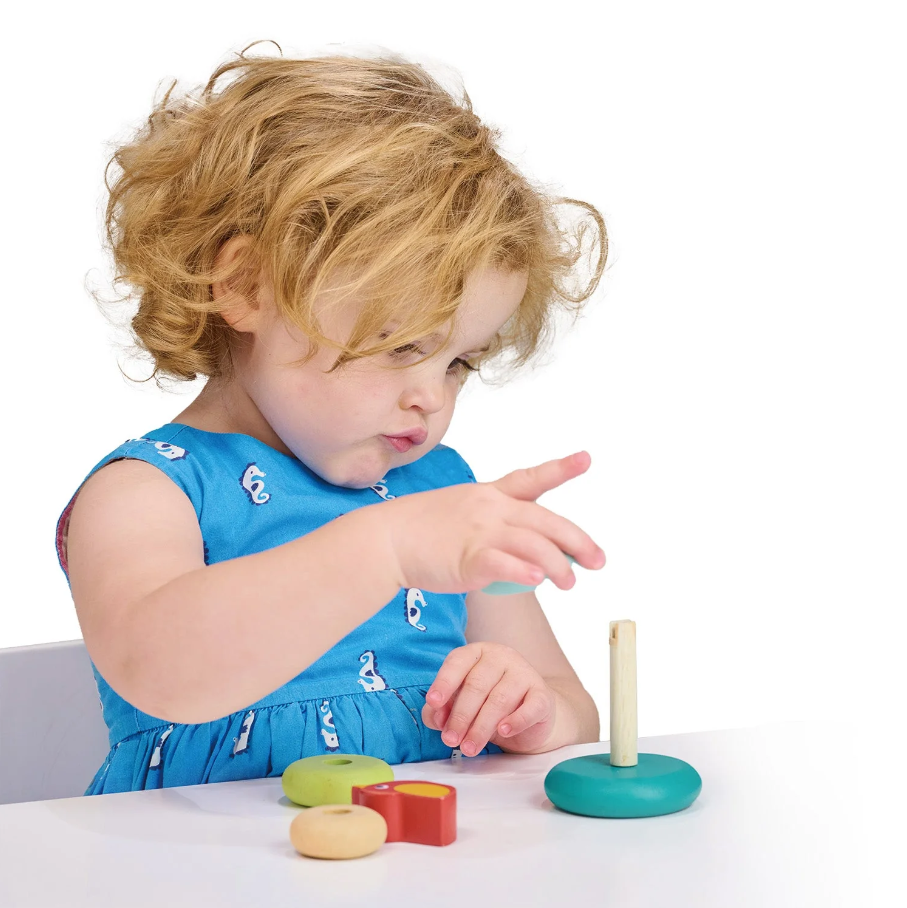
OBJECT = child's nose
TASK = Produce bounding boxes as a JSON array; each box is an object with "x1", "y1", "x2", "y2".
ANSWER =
[{"x1": 398, "y1": 371, "x2": 449, "y2": 414}]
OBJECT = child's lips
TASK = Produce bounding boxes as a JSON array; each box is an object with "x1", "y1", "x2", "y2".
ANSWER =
[
  {"x1": 384, "y1": 427, "x2": 428, "y2": 445},
  {"x1": 383, "y1": 435, "x2": 414, "y2": 453}
]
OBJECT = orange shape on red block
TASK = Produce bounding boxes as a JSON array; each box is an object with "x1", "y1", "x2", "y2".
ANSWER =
[{"x1": 351, "y1": 780, "x2": 457, "y2": 846}]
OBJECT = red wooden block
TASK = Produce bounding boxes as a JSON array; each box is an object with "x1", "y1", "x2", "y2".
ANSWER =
[{"x1": 351, "y1": 780, "x2": 457, "y2": 846}]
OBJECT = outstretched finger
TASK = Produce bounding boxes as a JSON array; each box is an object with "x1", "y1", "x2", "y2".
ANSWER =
[{"x1": 490, "y1": 451, "x2": 591, "y2": 503}]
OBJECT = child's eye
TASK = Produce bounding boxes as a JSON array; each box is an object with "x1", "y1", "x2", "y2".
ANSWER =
[
  {"x1": 448, "y1": 357, "x2": 479, "y2": 374},
  {"x1": 389, "y1": 342, "x2": 425, "y2": 358},
  {"x1": 388, "y1": 343, "x2": 477, "y2": 375}
]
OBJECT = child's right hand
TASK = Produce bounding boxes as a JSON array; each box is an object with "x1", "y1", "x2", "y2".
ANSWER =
[{"x1": 380, "y1": 451, "x2": 606, "y2": 594}]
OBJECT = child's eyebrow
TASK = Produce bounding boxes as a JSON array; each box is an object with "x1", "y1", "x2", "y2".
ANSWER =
[{"x1": 427, "y1": 332, "x2": 492, "y2": 354}]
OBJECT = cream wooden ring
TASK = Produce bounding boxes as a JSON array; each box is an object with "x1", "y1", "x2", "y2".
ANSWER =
[{"x1": 290, "y1": 804, "x2": 388, "y2": 860}]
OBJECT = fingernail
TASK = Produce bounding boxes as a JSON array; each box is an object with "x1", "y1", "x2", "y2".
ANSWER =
[
  {"x1": 463, "y1": 740, "x2": 477, "y2": 756},
  {"x1": 444, "y1": 731, "x2": 460, "y2": 747},
  {"x1": 428, "y1": 689, "x2": 442, "y2": 703},
  {"x1": 499, "y1": 723, "x2": 512, "y2": 736}
]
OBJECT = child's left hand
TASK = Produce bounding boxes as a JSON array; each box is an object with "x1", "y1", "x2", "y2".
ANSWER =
[{"x1": 422, "y1": 642, "x2": 556, "y2": 756}]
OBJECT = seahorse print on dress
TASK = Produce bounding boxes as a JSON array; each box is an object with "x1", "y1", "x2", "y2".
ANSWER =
[
  {"x1": 148, "y1": 724, "x2": 174, "y2": 769},
  {"x1": 132, "y1": 438, "x2": 187, "y2": 461},
  {"x1": 319, "y1": 699, "x2": 340, "y2": 752},
  {"x1": 239, "y1": 462, "x2": 271, "y2": 505},
  {"x1": 404, "y1": 588, "x2": 428, "y2": 631},
  {"x1": 357, "y1": 650, "x2": 387, "y2": 692},
  {"x1": 370, "y1": 477, "x2": 396, "y2": 500},
  {"x1": 232, "y1": 710, "x2": 255, "y2": 755}
]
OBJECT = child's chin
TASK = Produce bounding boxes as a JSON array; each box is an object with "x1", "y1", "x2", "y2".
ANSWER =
[{"x1": 317, "y1": 459, "x2": 391, "y2": 491}]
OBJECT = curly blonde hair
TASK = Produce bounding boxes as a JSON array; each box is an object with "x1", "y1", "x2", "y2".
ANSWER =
[{"x1": 96, "y1": 41, "x2": 608, "y2": 389}]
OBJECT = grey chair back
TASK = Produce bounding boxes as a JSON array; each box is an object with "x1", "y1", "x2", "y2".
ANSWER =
[{"x1": 0, "y1": 639, "x2": 109, "y2": 804}]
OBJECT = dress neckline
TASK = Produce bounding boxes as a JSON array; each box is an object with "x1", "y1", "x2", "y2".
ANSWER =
[{"x1": 160, "y1": 422, "x2": 302, "y2": 464}]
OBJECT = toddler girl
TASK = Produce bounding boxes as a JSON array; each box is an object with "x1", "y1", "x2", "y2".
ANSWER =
[{"x1": 55, "y1": 42, "x2": 609, "y2": 795}]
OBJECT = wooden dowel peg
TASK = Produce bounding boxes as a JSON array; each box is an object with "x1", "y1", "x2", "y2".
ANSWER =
[
  {"x1": 609, "y1": 620, "x2": 638, "y2": 767},
  {"x1": 545, "y1": 618, "x2": 702, "y2": 818}
]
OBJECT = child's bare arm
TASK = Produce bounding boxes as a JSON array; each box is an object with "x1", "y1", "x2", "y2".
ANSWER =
[{"x1": 65, "y1": 459, "x2": 403, "y2": 724}]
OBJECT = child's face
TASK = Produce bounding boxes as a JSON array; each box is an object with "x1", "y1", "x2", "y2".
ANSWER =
[{"x1": 220, "y1": 265, "x2": 528, "y2": 489}]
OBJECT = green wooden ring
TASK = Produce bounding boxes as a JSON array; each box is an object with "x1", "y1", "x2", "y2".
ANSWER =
[
  {"x1": 282, "y1": 754, "x2": 394, "y2": 807},
  {"x1": 544, "y1": 752, "x2": 702, "y2": 818}
]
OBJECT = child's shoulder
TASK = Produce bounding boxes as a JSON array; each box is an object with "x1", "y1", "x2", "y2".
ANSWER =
[
  {"x1": 79, "y1": 423, "x2": 200, "y2": 475},
  {"x1": 56, "y1": 424, "x2": 207, "y2": 580},
  {"x1": 77, "y1": 422, "x2": 278, "y2": 490},
  {"x1": 75, "y1": 423, "x2": 212, "y2": 503}
]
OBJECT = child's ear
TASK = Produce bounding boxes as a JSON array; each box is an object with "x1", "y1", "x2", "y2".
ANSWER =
[{"x1": 212, "y1": 235, "x2": 267, "y2": 333}]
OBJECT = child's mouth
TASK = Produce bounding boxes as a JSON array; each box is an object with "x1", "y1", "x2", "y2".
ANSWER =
[{"x1": 382, "y1": 435, "x2": 414, "y2": 453}]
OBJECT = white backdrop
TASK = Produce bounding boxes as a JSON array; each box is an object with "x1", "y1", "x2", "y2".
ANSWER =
[{"x1": 4, "y1": 1, "x2": 903, "y2": 750}]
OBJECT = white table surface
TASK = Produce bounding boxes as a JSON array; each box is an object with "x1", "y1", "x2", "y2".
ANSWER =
[{"x1": 0, "y1": 722, "x2": 866, "y2": 907}]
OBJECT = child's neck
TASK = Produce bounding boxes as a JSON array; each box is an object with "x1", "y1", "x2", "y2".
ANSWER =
[
  {"x1": 171, "y1": 381, "x2": 230, "y2": 434},
  {"x1": 171, "y1": 379, "x2": 293, "y2": 458}
]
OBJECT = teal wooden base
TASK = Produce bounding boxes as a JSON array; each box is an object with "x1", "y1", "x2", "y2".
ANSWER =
[
  {"x1": 482, "y1": 555, "x2": 577, "y2": 595},
  {"x1": 544, "y1": 752, "x2": 702, "y2": 818}
]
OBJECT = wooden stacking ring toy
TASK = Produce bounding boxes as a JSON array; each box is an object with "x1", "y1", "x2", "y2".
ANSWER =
[
  {"x1": 483, "y1": 554, "x2": 577, "y2": 595},
  {"x1": 289, "y1": 804, "x2": 388, "y2": 859},
  {"x1": 282, "y1": 754, "x2": 394, "y2": 807},
  {"x1": 545, "y1": 620, "x2": 702, "y2": 818},
  {"x1": 353, "y1": 781, "x2": 457, "y2": 846}
]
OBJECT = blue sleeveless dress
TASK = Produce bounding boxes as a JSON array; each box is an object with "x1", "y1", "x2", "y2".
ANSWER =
[{"x1": 55, "y1": 423, "x2": 502, "y2": 795}]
